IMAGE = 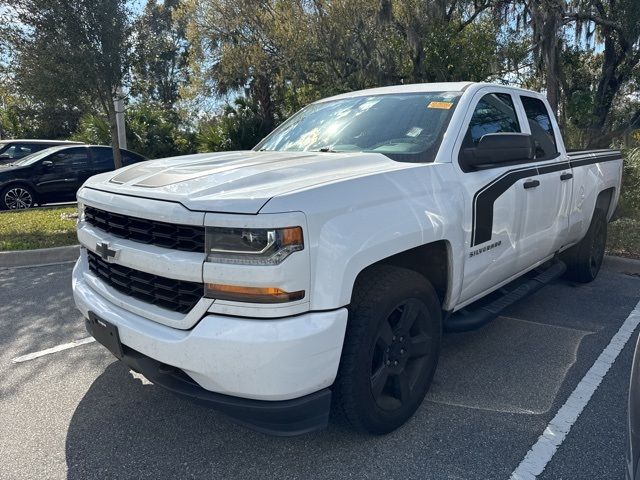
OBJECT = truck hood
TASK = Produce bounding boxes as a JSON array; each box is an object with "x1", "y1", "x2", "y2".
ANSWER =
[{"x1": 84, "y1": 150, "x2": 412, "y2": 213}]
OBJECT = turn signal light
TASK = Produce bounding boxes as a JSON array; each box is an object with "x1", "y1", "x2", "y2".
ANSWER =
[{"x1": 205, "y1": 283, "x2": 305, "y2": 303}]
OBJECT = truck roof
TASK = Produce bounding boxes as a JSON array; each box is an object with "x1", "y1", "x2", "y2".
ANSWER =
[{"x1": 317, "y1": 82, "x2": 544, "y2": 103}]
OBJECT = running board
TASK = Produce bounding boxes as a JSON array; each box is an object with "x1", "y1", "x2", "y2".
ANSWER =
[{"x1": 444, "y1": 260, "x2": 567, "y2": 332}]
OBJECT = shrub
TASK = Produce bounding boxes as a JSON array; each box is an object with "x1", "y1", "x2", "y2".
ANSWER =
[{"x1": 619, "y1": 148, "x2": 640, "y2": 219}]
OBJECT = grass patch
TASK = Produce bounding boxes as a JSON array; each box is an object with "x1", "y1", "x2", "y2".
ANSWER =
[
  {"x1": 607, "y1": 216, "x2": 640, "y2": 259},
  {"x1": 609, "y1": 148, "x2": 640, "y2": 259},
  {"x1": 0, "y1": 206, "x2": 78, "y2": 251}
]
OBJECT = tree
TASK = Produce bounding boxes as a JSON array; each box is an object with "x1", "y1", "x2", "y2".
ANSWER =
[
  {"x1": 131, "y1": 0, "x2": 190, "y2": 108},
  {"x1": 183, "y1": 0, "x2": 508, "y2": 132},
  {"x1": 196, "y1": 97, "x2": 267, "y2": 152},
  {"x1": 568, "y1": 0, "x2": 640, "y2": 147},
  {"x1": 73, "y1": 101, "x2": 197, "y2": 159},
  {"x1": 6, "y1": 0, "x2": 132, "y2": 167},
  {"x1": 379, "y1": 0, "x2": 501, "y2": 82},
  {"x1": 500, "y1": 0, "x2": 640, "y2": 147}
]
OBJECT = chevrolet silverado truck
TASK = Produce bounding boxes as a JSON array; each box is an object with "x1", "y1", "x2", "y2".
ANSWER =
[{"x1": 72, "y1": 82, "x2": 622, "y2": 436}]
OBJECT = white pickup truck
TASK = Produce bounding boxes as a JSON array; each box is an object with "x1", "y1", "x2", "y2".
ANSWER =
[{"x1": 72, "y1": 82, "x2": 622, "y2": 436}]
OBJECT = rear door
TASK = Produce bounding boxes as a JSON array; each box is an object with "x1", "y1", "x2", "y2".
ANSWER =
[{"x1": 514, "y1": 95, "x2": 572, "y2": 270}]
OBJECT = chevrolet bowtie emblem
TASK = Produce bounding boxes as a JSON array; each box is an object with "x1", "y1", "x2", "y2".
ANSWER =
[{"x1": 95, "y1": 242, "x2": 118, "y2": 262}]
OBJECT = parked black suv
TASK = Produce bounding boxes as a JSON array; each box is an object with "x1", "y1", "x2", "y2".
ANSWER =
[
  {"x1": 0, "y1": 145, "x2": 146, "y2": 209},
  {"x1": 0, "y1": 139, "x2": 84, "y2": 165}
]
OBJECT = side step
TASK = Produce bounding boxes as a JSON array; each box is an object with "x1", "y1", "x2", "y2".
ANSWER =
[{"x1": 444, "y1": 260, "x2": 566, "y2": 332}]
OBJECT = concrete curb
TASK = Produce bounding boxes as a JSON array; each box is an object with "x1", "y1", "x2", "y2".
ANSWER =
[
  {"x1": 0, "y1": 245, "x2": 80, "y2": 269},
  {"x1": 603, "y1": 255, "x2": 640, "y2": 274}
]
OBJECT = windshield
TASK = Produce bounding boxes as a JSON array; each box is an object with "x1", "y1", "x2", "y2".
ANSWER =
[
  {"x1": 255, "y1": 92, "x2": 462, "y2": 163},
  {"x1": 11, "y1": 146, "x2": 63, "y2": 166}
]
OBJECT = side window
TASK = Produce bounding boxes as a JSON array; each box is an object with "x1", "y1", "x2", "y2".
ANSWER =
[
  {"x1": 15, "y1": 145, "x2": 35, "y2": 158},
  {"x1": 3, "y1": 146, "x2": 18, "y2": 159},
  {"x1": 121, "y1": 150, "x2": 144, "y2": 166},
  {"x1": 520, "y1": 96, "x2": 558, "y2": 159},
  {"x1": 464, "y1": 93, "x2": 520, "y2": 147},
  {"x1": 89, "y1": 147, "x2": 115, "y2": 171},
  {"x1": 51, "y1": 148, "x2": 90, "y2": 168},
  {"x1": 2, "y1": 145, "x2": 32, "y2": 159}
]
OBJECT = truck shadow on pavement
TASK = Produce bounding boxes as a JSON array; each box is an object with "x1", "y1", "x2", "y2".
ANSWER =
[
  {"x1": 68, "y1": 355, "x2": 535, "y2": 480},
  {"x1": 65, "y1": 361, "x2": 378, "y2": 480}
]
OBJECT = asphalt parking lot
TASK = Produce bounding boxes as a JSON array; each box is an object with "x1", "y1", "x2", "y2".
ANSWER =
[{"x1": 1, "y1": 257, "x2": 639, "y2": 480}]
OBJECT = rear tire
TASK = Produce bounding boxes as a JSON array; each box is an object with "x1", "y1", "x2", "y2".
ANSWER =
[
  {"x1": 333, "y1": 265, "x2": 441, "y2": 434},
  {"x1": 562, "y1": 209, "x2": 607, "y2": 283},
  {"x1": 1, "y1": 184, "x2": 36, "y2": 210}
]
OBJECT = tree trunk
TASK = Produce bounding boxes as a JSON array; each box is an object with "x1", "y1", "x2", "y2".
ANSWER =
[
  {"x1": 587, "y1": 34, "x2": 623, "y2": 148},
  {"x1": 542, "y1": 20, "x2": 561, "y2": 116},
  {"x1": 253, "y1": 74, "x2": 274, "y2": 134},
  {"x1": 107, "y1": 100, "x2": 123, "y2": 169},
  {"x1": 528, "y1": 0, "x2": 563, "y2": 117}
]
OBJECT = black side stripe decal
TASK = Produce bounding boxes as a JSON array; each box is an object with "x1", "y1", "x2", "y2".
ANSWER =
[
  {"x1": 566, "y1": 149, "x2": 615, "y2": 157},
  {"x1": 472, "y1": 166, "x2": 537, "y2": 246},
  {"x1": 470, "y1": 153, "x2": 622, "y2": 247}
]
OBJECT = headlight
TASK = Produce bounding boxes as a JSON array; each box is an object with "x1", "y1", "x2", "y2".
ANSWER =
[{"x1": 205, "y1": 226, "x2": 304, "y2": 265}]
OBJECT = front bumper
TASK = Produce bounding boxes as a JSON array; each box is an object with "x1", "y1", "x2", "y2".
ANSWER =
[
  {"x1": 72, "y1": 258, "x2": 348, "y2": 432},
  {"x1": 113, "y1": 344, "x2": 332, "y2": 436}
]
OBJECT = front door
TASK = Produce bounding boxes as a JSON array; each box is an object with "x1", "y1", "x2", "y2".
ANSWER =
[
  {"x1": 36, "y1": 147, "x2": 89, "y2": 201},
  {"x1": 456, "y1": 90, "x2": 530, "y2": 305}
]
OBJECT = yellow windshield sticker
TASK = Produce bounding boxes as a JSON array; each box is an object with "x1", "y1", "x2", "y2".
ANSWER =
[{"x1": 427, "y1": 101, "x2": 453, "y2": 109}]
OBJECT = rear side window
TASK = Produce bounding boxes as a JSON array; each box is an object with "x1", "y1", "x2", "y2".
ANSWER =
[
  {"x1": 89, "y1": 147, "x2": 115, "y2": 170},
  {"x1": 520, "y1": 96, "x2": 558, "y2": 159},
  {"x1": 464, "y1": 93, "x2": 520, "y2": 147},
  {"x1": 121, "y1": 150, "x2": 145, "y2": 166}
]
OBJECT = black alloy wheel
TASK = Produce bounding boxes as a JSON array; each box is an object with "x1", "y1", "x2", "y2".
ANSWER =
[
  {"x1": 370, "y1": 298, "x2": 434, "y2": 411},
  {"x1": 334, "y1": 265, "x2": 441, "y2": 434}
]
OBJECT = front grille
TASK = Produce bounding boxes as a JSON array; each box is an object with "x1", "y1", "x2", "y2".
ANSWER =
[
  {"x1": 84, "y1": 206, "x2": 205, "y2": 253},
  {"x1": 87, "y1": 250, "x2": 203, "y2": 314}
]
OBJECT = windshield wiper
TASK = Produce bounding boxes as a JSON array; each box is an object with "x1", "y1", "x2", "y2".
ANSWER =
[{"x1": 317, "y1": 147, "x2": 339, "y2": 153}]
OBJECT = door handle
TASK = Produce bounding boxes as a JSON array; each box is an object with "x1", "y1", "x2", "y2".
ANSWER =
[
  {"x1": 523, "y1": 180, "x2": 540, "y2": 189},
  {"x1": 560, "y1": 172, "x2": 573, "y2": 181}
]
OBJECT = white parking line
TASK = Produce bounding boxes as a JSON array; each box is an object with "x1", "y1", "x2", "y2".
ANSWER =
[
  {"x1": 11, "y1": 337, "x2": 95, "y2": 364},
  {"x1": 510, "y1": 299, "x2": 640, "y2": 480}
]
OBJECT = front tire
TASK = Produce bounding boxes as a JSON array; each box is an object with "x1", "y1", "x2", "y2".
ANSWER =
[
  {"x1": 334, "y1": 265, "x2": 441, "y2": 434},
  {"x1": 563, "y1": 208, "x2": 607, "y2": 283},
  {"x1": 1, "y1": 184, "x2": 36, "y2": 210}
]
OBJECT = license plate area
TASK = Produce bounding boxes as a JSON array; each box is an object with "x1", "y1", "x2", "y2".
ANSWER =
[{"x1": 87, "y1": 312, "x2": 124, "y2": 359}]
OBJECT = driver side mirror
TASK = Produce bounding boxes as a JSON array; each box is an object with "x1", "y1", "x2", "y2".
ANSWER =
[
  {"x1": 42, "y1": 160, "x2": 54, "y2": 169},
  {"x1": 459, "y1": 133, "x2": 534, "y2": 170}
]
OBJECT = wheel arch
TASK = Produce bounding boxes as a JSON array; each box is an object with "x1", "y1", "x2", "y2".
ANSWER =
[
  {"x1": 595, "y1": 187, "x2": 616, "y2": 220},
  {"x1": 350, "y1": 240, "x2": 452, "y2": 309}
]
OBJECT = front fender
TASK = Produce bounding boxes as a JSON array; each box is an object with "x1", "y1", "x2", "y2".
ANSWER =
[{"x1": 262, "y1": 163, "x2": 467, "y2": 311}]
